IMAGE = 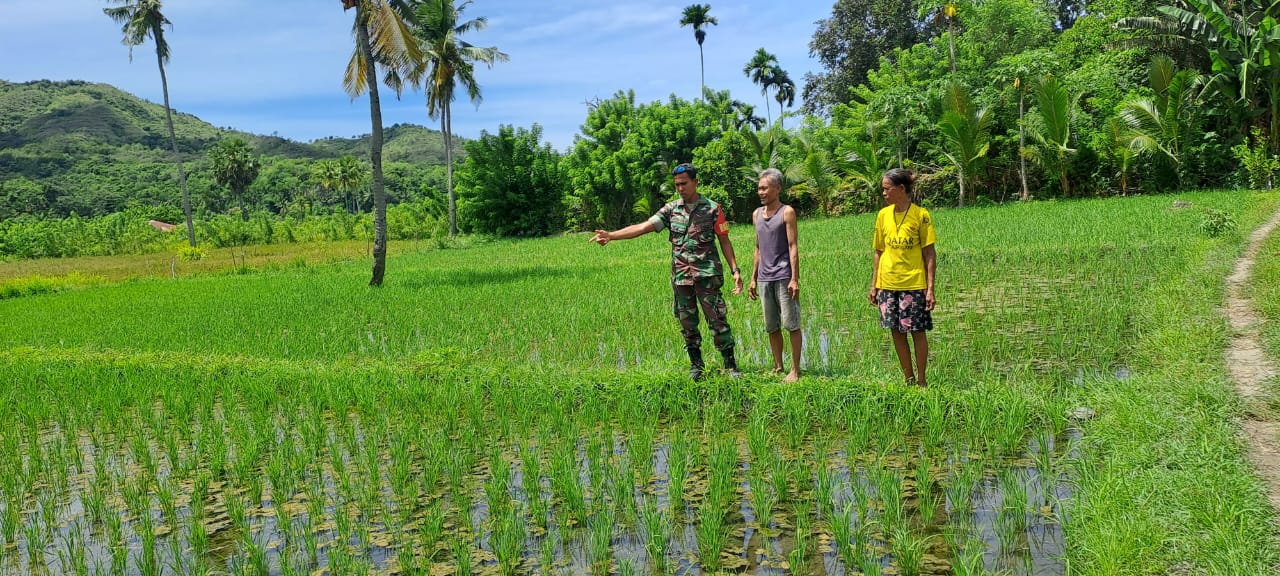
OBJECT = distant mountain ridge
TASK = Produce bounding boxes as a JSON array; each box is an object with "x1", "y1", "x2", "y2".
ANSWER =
[
  {"x1": 0, "y1": 79, "x2": 463, "y2": 217},
  {"x1": 0, "y1": 79, "x2": 463, "y2": 163}
]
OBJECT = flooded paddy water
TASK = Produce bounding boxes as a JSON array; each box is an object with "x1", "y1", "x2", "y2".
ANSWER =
[{"x1": 0, "y1": 399, "x2": 1074, "y2": 576}]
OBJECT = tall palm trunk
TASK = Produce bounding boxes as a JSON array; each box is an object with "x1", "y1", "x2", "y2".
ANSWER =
[
  {"x1": 444, "y1": 99, "x2": 457, "y2": 237},
  {"x1": 356, "y1": 18, "x2": 389, "y2": 287},
  {"x1": 948, "y1": 21, "x2": 957, "y2": 76},
  {"x1": 156, "y1": 51, "x2": 195, "y2": 247},
  {"x1": 699, "y1": 44, "x2": 706, "y2": 101},
  {"x1": 1018, "y1": 91, "x2": 1029, "y2": 201}
]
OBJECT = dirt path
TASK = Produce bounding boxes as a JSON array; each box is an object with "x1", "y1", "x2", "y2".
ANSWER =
[{"x1": 1226, "y1": 205, "x2": 1280, "y2": 512}]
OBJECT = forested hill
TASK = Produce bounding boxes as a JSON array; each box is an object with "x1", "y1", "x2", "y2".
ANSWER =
[{"x1": 0, "y1": 80, "x2": 460, "y2": 217}]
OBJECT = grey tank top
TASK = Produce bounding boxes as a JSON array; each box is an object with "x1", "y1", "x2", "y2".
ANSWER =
[{"x1": 754, "y1": 205, "x2": 792, "y2": 282}]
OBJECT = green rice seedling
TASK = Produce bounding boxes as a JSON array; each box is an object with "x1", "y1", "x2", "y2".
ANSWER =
[
  {"x1": 994, "y1": 510, "x2": 1021, "y2": 558},
  {"x1": 227, "y1": 490, "x2": 249, "y2": 534},
  {"x1": 520, "y1": 441, "x2": 543, "y2": 500},
  {"x1": 154, "y1": 478, "x2": 177, "y2": 529},
  {"x1": 493, "y1": 509, "x2": 525, "y2": 576},
  {"x1": 914, "y1": 454, "x2": 940, "y2": 528},
  {"x1": 417, "y1": 502, "x2": 445, "y2": 563},
  {"x1": 858, "y1": 539, "x2": 883, "y2": 576},
  {"x1": 830, "y1": 501, "x2": 856, "y2": 567},
  {"x1": 965, "y1": 398, "x2": 998, "y2": 458},
  {"x1": 789, "y1": 457, "x2": 815, "y2": 503},
  {"x1": 666, "y1": 431, "x2": 691, "y2": 513},
  {"x1": 873, "y1": 423, "x2": 902, "y2": 458},
  {"x1": 166, "y1": 532, "x2": 186, "y2": 576},
  {"x1": 37, "y1": 488, "x2": 60, "y2": 537},
  {"x1": 922, "y1": 393, "x2": 947, "y2": 452},
  {"x1": 846, "y1": 413, "x2": 873, "y2": 462},
  {"x1": 748, "y1": 468, "x2": 776, "y2": 528},
  {"x1": 999, "y1": 468, "x2": 1030, "y2": 533},
  {"x1": 527, "y1": 489, "x2": 551, "y2": 530},
  {"x1": 875, "y1": 468, "x2": 905, "y2": 533},
  {"x1": 136, "y1": 514, "x2": 159, "y2": 576},
  {"x1": 297, "y1": 514, "x2": 319, "y2": 568},
  {"x1": 102, "y1": 499, "x2": 125, "y2": 549},
  {"x1": 950, "y1": 537, "x2": 988, "y2": 576},
  {"x1": 697, "y1": 499, "x2": 728, "y2": 574},
  {"x1": 850, "y1": 469, "x2": 871, "y2": 526},
  {"x1": 588, "y1": 509, "x2": 614, "y2": 576},
  {"x1": 188, "y1": 507, "x2": 209, "y2": 558},
  {"x1": 790, "y1": 498, "x2": 813, "y2": 576},
  {"x1": 586, "y1": 433, "x2": 608, "y2": 506},
  {"x1": 707, "y1": 434, "x2": 738, "y2": 510},
  {"x1": 640, "y1": 496, "x2": 670, "y2": 572},
  {"x1": 889, "y1": 524, "x2": 929, "y2": 576},
  {"x1": 770, "y1": 450, "x2": 790, "y2": 504},
  {"x1": 549, "y1": 441, "x2": 587, "y2": 527},
  {"x1": 946, "y1": 460, "x2": 979, "y2": 520},
  {"x1": 83, "y1": 483, "x2": 107, "y2": 528},
  {"x1": 486, "y1": 447, "x2": 514, "y2": 518},
  {"x1": 853, "y1": 517, "x2": 876, "y2": 566},
  {"x1": 628, "y1": 420, "x2": 657, "y2": 486},
  {"x1": 1033, "y1": 428, "x2": 1056, "y2": 501},
  {"x1": 619, "y1": 557, "x2": 639, "y2": 576},
  {"x1": 23, "y1": 514, "x2": 49, "y2": 568},
  {"x1": 539, "y1": 531, "x2": 557, "y2": 575},
  {"x1": 747, "y1": 404, "x2": 772, "y2": 463},
  {"x1": 815, "y1": 455, "x2": 835, "y2": 520},
  {"x1": 996, "y1": 399, "x2": 1032, "y2": 458},
  {"x1": 781, "y1": 389, "x2": 811, "y2": 452}
]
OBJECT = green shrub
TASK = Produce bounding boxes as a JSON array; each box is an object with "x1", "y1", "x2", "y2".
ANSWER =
[
  {"x1": 1198, "y1": 208, "x2": 1237, "y2": 238},
  {"x1": 177, "y1": 245, "x2": 207, "y2": 262}
]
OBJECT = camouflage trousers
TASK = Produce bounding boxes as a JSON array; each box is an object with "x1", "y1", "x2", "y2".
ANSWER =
[{"x1": 673, "y1": 276, "x2": 734, "y2": 353}]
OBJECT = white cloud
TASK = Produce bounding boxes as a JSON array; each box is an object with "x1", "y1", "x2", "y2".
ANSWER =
[{"x1": 1, "y1": 0, "x2": 834, "y2": 151}]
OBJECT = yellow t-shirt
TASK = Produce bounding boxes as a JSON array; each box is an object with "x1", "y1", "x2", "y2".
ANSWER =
[{"x1": 873, "y1": 204, "x2": 936, "y2": 290}]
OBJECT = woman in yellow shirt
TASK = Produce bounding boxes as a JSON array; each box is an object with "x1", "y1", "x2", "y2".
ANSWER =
[{"x1": 869, "y1": 168, "x2": 936, "y2": 386}]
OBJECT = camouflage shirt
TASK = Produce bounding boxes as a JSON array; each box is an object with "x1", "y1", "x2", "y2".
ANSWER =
[{"x1": 647, "y1": 196, "x2": 730, "y2": 286}]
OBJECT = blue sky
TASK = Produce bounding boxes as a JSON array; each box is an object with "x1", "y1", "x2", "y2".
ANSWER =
[{"x1": 0, "y1": 0, "x2": 833, "y2": 151}]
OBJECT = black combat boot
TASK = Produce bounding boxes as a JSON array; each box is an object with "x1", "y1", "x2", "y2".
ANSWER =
[
  {"x1": 722, "y1": 348, "x2": 742, "y2": 379},
  {"x1": 688, "y1": 347, "x2": 705, "y2": 382}
]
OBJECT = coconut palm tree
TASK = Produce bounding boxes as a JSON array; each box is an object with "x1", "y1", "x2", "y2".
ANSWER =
[
  {"x1": 772, "y1": 69, "x2": 796, "y2": 128},
  {"x1": 341, "y1": 0, "x2": 421, "y2": 286},
  {"x1": 1027, "y1": 75, "x2": 1080, "y2": 197},
  {"x1": 680, "y1": 4, "x2": 718, "y2": 101},
  {"x1": 935, "y1": 81, "x2": 993, "y2": 208},
  {"x1": 103, "y1": 0, "x2": 196, "y2": 246},
  {"x1": 208, "y1": 138, "x2": 261, "y2": 221},
  {"x1": 410, "y1": 0, "x2": 508, "y2": 237},
  {"x1": 743, "y1": 48, "x2": 779, "y2": 124}
]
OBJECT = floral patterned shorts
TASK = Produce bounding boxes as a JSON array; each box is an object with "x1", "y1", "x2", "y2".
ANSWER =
[{"x1": 877, "y1": 289, "x2": 933, "y2": 333}]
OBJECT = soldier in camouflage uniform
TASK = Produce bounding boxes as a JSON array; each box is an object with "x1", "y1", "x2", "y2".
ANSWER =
[{"x1": 590, "y1": 163, "x2": 744, "y2": 380}]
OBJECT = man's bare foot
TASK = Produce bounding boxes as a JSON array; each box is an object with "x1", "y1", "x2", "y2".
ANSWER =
[
  {"x1": 771, "y1": 366, "x2": 785, "y2": 374},
  {"x1": 783, "y1": 371, "x2": 800, "y2": 383}
]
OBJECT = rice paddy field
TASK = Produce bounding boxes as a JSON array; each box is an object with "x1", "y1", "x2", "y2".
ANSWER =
[{"x1": 1, "y1": 190, "x2": 1279, "y2": 576}]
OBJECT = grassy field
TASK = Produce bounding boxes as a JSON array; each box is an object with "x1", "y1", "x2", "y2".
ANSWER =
[{"x1": 0, "y1": 190, "x2": 1277, "y2": 576}]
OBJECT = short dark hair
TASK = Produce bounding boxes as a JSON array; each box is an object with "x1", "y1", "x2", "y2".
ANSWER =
[{"x1": 672, "y1": 163, "x2": 697, "y2": 180}]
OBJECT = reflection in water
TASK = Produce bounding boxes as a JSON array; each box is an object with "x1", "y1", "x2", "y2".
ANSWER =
[{"x1": 1, "y1": 424, "x2": 1073, "y2": 576}]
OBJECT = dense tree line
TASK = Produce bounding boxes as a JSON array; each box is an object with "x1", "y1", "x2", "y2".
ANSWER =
[
  {"x1": 465, "y1": 0, "x2": 1280, "y2": 237},
  {"x1": 3, "y1": 0, "x2": 1278, "y2": 256}
]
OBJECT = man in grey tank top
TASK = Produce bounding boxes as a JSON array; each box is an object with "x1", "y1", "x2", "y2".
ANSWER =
[{"x1": 748, "y1": 168, "x2": 802, "y2": 382}]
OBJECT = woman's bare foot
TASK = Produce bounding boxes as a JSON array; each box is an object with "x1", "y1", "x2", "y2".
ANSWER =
[
  {"x1": 771, "y1": 366, "x2": 785, "y2": 375},
  {"x1": 783, "y1": 371, "x2": 800, "y2": 383}
]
